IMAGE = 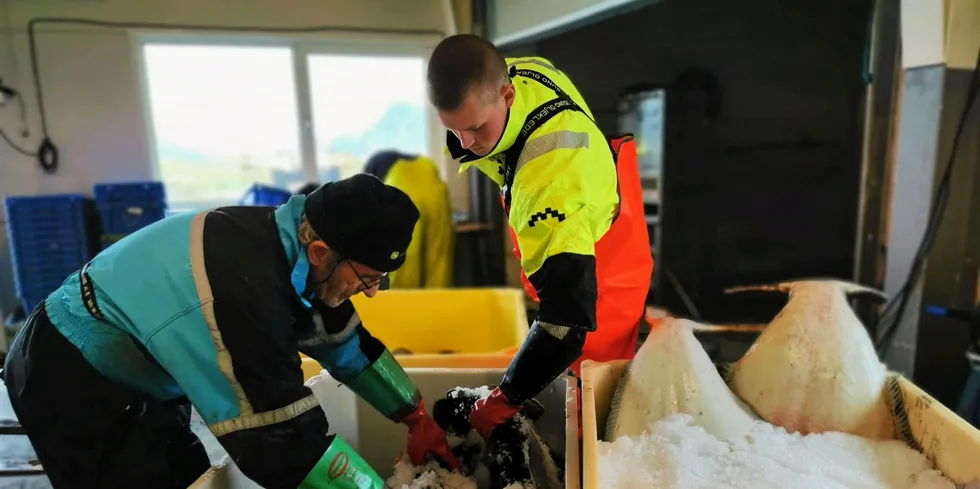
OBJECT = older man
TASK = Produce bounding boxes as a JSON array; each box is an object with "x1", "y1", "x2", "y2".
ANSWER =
[{"x1": 3, "y1": 174, "x2": 459, "y2": 489}]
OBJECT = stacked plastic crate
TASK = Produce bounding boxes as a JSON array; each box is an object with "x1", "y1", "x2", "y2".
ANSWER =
[
  {"x1": 94, "y1": 181, "x2": 167, "y2": 249},
  {"x1": 4, "y1": 194, "x2": 95, "y2": 312},
  {"x1": 240, "y1": 183, "x2": 293, "y2": 206}
]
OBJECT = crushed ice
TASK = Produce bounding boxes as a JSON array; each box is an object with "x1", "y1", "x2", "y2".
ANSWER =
[
  {"x1": 598, "y1": 414, "x2": 955, "y2": 489},
  {"x1": 387, "y1": 457, "x2": 477, "y2": 489}
]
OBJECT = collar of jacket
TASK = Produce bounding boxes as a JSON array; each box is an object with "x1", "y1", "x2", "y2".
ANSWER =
[
  {"x1": 445, "y1": 79, "x2": 540, "y2": 186},
  {"x1": 273, "y1": 194, "x2": 314, "y2": 306}
]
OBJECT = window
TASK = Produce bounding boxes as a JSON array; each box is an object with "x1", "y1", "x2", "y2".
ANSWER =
[
  {"x1": 139, "y1": 39, "x2": 436, "y2": 210},
  {"x1": 307, "y1": 55, "x2": 428, "y2": 182},
  {"x1": 142, "y1": 44, "x2": 304, "y2": 211}
]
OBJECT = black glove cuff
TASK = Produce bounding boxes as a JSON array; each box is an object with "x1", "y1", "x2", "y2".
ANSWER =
[{"x1": 500, "y1": 321, "x2": 586, "y2": 405}]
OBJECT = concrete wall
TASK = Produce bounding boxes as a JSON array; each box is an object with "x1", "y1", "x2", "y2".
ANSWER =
[{"x1": 0, "y1": 0, "x2": 457, "y2": 314}]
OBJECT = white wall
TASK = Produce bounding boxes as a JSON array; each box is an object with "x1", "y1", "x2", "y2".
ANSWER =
[
  {"x1": 899, "y1": 0, "x2": 980, "y2": 70},
  {"x1": 0, "y1": 0, "x2": 454, "y2": 314}
]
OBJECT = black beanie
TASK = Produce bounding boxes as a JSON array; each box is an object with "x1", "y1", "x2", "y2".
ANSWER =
[{"x1": 304, "y1": 174, "x2": 420, "y2": 273}]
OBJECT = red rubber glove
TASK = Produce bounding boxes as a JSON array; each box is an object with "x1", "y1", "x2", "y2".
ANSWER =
[
  {"x1": 403, "y1": 400, "x2": 462, "y2": 472},
  {"x1": 469, "y1": 387, "x2": 521, "y2": 439}
]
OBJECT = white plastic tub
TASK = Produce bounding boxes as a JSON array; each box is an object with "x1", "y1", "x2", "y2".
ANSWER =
[{"x1": 188, "y1": 368, "x2": 580, "y2": 488}]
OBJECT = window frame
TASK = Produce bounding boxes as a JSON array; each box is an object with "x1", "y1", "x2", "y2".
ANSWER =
[{"x1": 131, "y1": 31, "x2": 440, "y2": 210}]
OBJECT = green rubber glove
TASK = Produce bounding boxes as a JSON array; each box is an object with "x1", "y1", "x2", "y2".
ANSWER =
[
  {"x1": 345, "y1": 349, "x2": 422, "y2": 422},
  {"x1": 299, "y1": 437, "x2": 385, "y2": 489}
]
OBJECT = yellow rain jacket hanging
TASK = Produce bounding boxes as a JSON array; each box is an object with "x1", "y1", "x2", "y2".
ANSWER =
[{"x1": 363, "y1": 151, "x2": 455, "y2": 289}]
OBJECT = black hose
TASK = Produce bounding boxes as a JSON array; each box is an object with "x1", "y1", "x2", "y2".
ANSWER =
[{"x1": 37, "y1": 137, "x2": 58, "y2": 173}]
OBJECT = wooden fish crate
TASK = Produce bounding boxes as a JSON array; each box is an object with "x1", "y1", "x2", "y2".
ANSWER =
[{"x1": 579, "y1": 359, "x2": 980, "y2": 489}]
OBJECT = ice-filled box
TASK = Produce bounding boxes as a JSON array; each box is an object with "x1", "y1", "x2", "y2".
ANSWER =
[
  {"x1": 188, "y1": 368, "x2": 580, "y2": 489},
  {"x1": 580, "y1": 359, "x2": 980, "y2": 489}
]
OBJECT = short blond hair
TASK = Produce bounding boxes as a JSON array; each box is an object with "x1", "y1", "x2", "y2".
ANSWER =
[{"x1": 298, "y1": 213, "x2": 321, "y2": 247}]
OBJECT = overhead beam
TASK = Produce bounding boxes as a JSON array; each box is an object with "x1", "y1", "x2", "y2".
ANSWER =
[{"x1": 488, "y1": 0, "x2": 661, "y2": 48}]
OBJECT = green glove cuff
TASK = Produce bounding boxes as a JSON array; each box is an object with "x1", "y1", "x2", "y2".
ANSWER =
[
  {"x1": 300, "y1": 437, "x2": 385, "y2": 489},
  {"x1": 346, "y1": 349, "x2": 421, "y2": 422}
]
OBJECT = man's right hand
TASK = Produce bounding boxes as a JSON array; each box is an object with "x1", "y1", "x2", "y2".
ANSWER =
[{"x1": 469, "y1": 387, "x2": 522, "y2": 439}]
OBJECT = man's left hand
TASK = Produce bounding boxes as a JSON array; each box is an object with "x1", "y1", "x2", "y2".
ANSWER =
[{"x1": 403, "y1": 401, "x2": 463, "y2": 472}]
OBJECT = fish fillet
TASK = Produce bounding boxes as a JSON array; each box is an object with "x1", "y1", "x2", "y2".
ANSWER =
[
  {"x1": 726, "y1": 280, "x2": 896, "y2": 440},
  {"x1": 605, "y1": 318, "x2": 759, "y2": 442}
]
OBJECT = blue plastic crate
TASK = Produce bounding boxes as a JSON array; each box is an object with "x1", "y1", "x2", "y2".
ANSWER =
[
  {"x1": 14, "y1": 252, "x2": 84, "y2": 272},
  {"x1": 18, "y1": 281, "x2": 65, "y2": 312},
  {"x1": 12, "y1": 247, "x2": 87, "y2": 289},
  {"x1": 16, "y1": 275, "x2": 71, "y2": 296},
  {"x1": 12, "y1": 247, "x2": 88, "y2": 268},
  {"x1": 12, "y1": 245, "x2": 86, "y2": 262},
  {"x1": 9, "y1": 229, "x2": 88, "y2": 249},
  {"x1": 19, "y1": 293, "x2": 49, "y2": 314},
  {"x1": 11, "y1": 255, "x2": 74, "y2": 312},
  {"x1": 97, "y1": 202, "x2": 166, "y2": 235},
  {"x1": 92, "y1": 181, "x2": 167, "y2": 235},
  {"x1": 13, "y1": 252, "x2": 81, "y2": 299},
  {"x1": 9, "y1": 220, "x2": 87, "y2": 239},
  {"x1": 94, "y1": 181, "x2": 166, "y2": 205},
  {"x1": 9, "y1": 232, "x2": 88, "y2": 261},
  {"x1": 4, "y1": 194, "x2": 91, "y2": 255},
  {"x1": 13, "y1": 261, "x2": 85, "y2": 308},
  {"x1": 100, "y1": 233, "x2": 127, "y2": 251},
  {"x1": 5, "y1": 194, "x2": 87, "y2": 221},
  {"x1": 241, "y1": 184, "x2": 292, "y2": 206},
  {"x1": 4, "y1": 194, "x2": 94, "y2": 307},
  {"x1": 4, "y1": 196, "x2": 88, "y2": 247},
  {"x1": 14, "y1": 266, "x2": 84, "y2": 287},
  {"x1": 9, "y1": 209, "x2": 86, "y2": 228}
]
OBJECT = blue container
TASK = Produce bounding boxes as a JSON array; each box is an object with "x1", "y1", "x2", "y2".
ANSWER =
[
  {"x1": 19, "y1": 291, "x2": 53, "y2": 313},
  {"x1": 241, "y1": 184, "x2": 292, "y2": 206},
  {"x1": 17, "y1": 277, "x2": 69, "y2": 312},
  {"x1": 94, "y1": 181, "x2": 166, "y2": 204},
  {"x1": 93, "y1": 181, "x2": 167, "y2": 234},
  {"x1": 96, "y1": 202, "x2": 167, "y2": 234},
  {"x1": 100, "y1": 233, "x2": 128, "y2": 251},
  {"x1": 16, "y1": 279, "x2": 70, "y2": 300},
  {"x1": 14, "y1": 261, "x2": 86, "y2": 286},
  {"x1": 4, "y1": 194, "x2": 92, "y2": 313}
]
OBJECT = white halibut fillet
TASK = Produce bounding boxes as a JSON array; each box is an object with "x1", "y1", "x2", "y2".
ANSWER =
[
  {"x1": 726, "y1": 280, "x2": 896, "y2": 440},
  {"x1": 605, "y1": 318, "x2": 759, "y2": 442}
]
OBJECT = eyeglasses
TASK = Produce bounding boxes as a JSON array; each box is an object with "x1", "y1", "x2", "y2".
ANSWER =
[{"x1": 346, "y1": 261, "x2": 386, "y2": 292}]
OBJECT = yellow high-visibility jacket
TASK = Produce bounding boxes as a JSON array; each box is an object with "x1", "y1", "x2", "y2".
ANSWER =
[
  {"x1": 445, "y1": 57, "x2": 619, "y2": 334},
  {"x1": 364, "y1": 152, "x2": 454, "y2": 289}
]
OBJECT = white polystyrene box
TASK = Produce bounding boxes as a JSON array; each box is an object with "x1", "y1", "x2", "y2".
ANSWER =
[{"x1": 188, "y1": 368, "x2": 579, "y2": 489}]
